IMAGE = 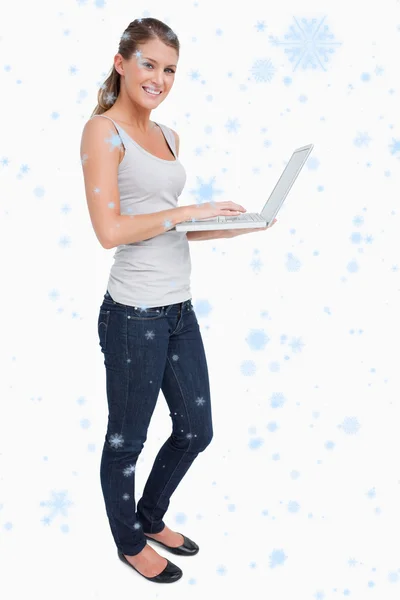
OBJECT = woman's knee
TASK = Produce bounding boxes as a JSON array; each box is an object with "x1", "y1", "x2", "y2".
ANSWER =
[
  {"x1": 189, "y1": 429, "x2": 213, "y2": 453},
  {"x1": 172, "y1": 429, "x2": 213, "y2": 453}
]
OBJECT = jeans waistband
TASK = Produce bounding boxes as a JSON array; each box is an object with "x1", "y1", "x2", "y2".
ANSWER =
[{"x1": 102, "y1": 290, "x2": 192, "y2": 316}]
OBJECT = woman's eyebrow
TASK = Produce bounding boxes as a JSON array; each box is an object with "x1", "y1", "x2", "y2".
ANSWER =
[{"x1": 142, "y1": 56, "x2": 177, "y2": 68}]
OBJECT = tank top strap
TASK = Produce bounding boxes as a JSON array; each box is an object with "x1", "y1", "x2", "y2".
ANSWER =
[
  {"x1": 91, "y1": 114, "x2": 177, "y2": 159},
  {"x1": 91, "y1": 114, "x2": 125, "y2": 146},
  {"x1": 154, "y1": 122, "x2": 177, "y2": 159}
]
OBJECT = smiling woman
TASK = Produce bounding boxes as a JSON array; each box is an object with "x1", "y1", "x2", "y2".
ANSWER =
[
  {"x1": 91, "y1": 18, "x2": 180, "y2": 117},
  {"x1": 80, "y1": 17, "x2": 217, "y2": 586}
]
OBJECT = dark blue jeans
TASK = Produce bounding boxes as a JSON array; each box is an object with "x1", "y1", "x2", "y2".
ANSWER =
[{"x1": 97, "y1": 290, "x2": 214, "y2": 556}]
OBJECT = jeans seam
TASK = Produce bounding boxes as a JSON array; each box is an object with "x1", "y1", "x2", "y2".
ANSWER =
[
  {"x1": 170, "y1": 303, "x2": 183, "y2": 336},
  {"x1": 119, "y1": 307, "x2": 130, "y2": 436},
  {"x1": 107, "y1": 458, "x2": 122, "y2": 548},
  {"x1": 147, "y1": 353, "x2": 193, "y2": 531}
]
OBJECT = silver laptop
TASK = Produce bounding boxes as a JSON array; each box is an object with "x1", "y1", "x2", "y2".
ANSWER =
[{"x1": 175, "y1": 144, "x2": 314, "y2": 231}]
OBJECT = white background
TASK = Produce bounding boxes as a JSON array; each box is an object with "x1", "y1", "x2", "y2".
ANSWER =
[{"x1": 1, "y1": 0, "x2": 400, "y2": 598}]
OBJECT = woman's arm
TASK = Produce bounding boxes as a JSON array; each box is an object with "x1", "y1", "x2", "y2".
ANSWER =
[{"x1": 186, "y1": 230, "x2": 228, "y2": 241}]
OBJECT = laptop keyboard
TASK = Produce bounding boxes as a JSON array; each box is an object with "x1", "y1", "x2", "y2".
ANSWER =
[
  {"x1": 182, "y1": 213, "x2": 264, "y2": 224},
  {"x1": 222, "y1": 213, "x2": 263, "y2": 222}
]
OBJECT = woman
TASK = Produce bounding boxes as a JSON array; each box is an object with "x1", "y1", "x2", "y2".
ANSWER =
[{"x1": 80, "y1": 17, "x2": 274, "y2": 584}]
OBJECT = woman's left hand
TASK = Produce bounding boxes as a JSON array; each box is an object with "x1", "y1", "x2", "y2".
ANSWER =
[{"x1": 224, "y1": 218, "x2": 278, "y2": 238}]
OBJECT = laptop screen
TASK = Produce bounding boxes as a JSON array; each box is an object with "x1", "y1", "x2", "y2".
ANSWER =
[{"x1": 260, "y1": 145, "x2": 313, "y2": 219}]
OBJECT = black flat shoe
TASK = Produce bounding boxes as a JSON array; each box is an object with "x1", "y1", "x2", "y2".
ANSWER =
[
  {"x1": 143, "y1": 532, "x2": 199, "y2": 556},
  {"x1": 117, "y1": 549, "x2": 182, "y2": 583}
]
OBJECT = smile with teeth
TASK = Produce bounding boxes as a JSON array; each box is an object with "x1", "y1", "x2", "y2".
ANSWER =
[{"x1": 142, "y1": 86, "x2": 162, "y2": 96}]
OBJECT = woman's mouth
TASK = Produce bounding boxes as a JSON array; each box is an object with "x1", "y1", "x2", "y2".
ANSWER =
[{"x1": 142, "y1": 86, "x2": 162, "y2": 96}]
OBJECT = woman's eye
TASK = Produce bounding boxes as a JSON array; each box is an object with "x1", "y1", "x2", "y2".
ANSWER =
[{"x1": 143, "y1": 62, "x2": 174, "y2": 73}]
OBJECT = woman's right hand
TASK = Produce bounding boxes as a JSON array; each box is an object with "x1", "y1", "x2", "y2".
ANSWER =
[{"x1": 185, "y1": 201, "x2": 247, "y2": 220}]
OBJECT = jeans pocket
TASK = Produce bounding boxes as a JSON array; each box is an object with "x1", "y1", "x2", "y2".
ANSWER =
[
  {"x1": 131, "y1": 306, "x2": 163, "y2": 319},
  {"x1": 98, "y1": 309, "x2": 110, "y2": 351}
]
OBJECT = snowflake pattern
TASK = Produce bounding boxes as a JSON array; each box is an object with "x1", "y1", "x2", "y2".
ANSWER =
[
  {"x1": 109, "y1": 433, "x2": 124, "y2": 448},
  {"x1": 389, "y1": 138, "x2": 400, "y2": 157},
  {"x1": 250, "y1": 58, "x2": 276, "y2": 83},
  {"x1": 40, "y1": 491, "x2": 73, "y2": 522},
  {"x1": 123, "y1": 464, "x2": 136, "y2": 477},
  {"x1": 269, "y1": 16, "x2": 342, "y2": 71}
]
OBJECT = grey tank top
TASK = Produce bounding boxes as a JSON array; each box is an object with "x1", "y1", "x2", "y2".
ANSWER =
[{"x1": 92, "y1": 115, "x2": 192, "y2": 308}]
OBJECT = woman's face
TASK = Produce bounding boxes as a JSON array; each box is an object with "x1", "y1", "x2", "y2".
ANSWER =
[{"x1": 128, "y1": 38, "x2": 178, "y2": 104}]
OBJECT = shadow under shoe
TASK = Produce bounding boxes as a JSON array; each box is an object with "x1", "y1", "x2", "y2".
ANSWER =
[{"x1": 117, "y1": 548, "x2": 183, "y2": 583}]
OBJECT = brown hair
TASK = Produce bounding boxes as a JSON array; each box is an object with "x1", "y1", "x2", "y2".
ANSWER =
[{"x1": 90, "y1": 17, "x2": 180, "y2": 117}]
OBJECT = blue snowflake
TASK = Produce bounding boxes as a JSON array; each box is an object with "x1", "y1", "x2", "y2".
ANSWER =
[
  {"x1": 352, "y1": 215, "x2": 365, "y2": 227},
  {"x1": 269, "y1": 548, "x2": 287, "y2": 568},
  {"x1": 289, "y1": 337, "x2": 304, "y2": 353},
  {"x1": 288, "y1": 500, "x2": 300, "y2": 513},
  {"x1": 270, "y1": 392, "x2": 286, "y2": 408},
  {"x1": 250, "y1": 256, "x2": 263, "y2": 272},
  {"x1": 389, "y1": 138, "x2": 400, "y2": 156},
  {"x1": 240, "y1": 360, "x2": 257, "y2": 376},
  {"x1": 250, "y1": 58, "x2": 276, "y2": 83},
  {"x1": 269, "y1": 16, "x2": 342, "y2": 71},
  {"x1": 285, "y1": 252, "x2": 302, "y2": 272},
  {"x1": 225, "y1": 118, "x2": 241, "y2": 133},
  {"x1": 189, "y1": 176, "x2": 224, "y2": 204},
  {"x1": 354, "y1": 132, "x2": 372, "y2": 147},
  {"x1": 246, "y1": 328, "x2": 270, "y2": 351},
  {"x1": 249, "y1": 437, "x2": 264, "y2": 449},
  {"x1": 366, "y1": 487, "x2": 376, "y2": 499},
  {"x1": 40, "y1": 490, "x2": 73, "y2": 522},
  {"x1": 189, "y1": 70, "x2": 201, "y2": 81},
  {"x1": 255, "y1": 20, "x2": 267, "y2": 33},
  {"x1": 216, "y1": 565, "x2": 227, "y2": 576},
  {"x1": 347, "y1": 259, "x2": 359, "y2": 274},
  {"x1": 340, "y1": 416, "x2": 361, "y2": 434}
]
